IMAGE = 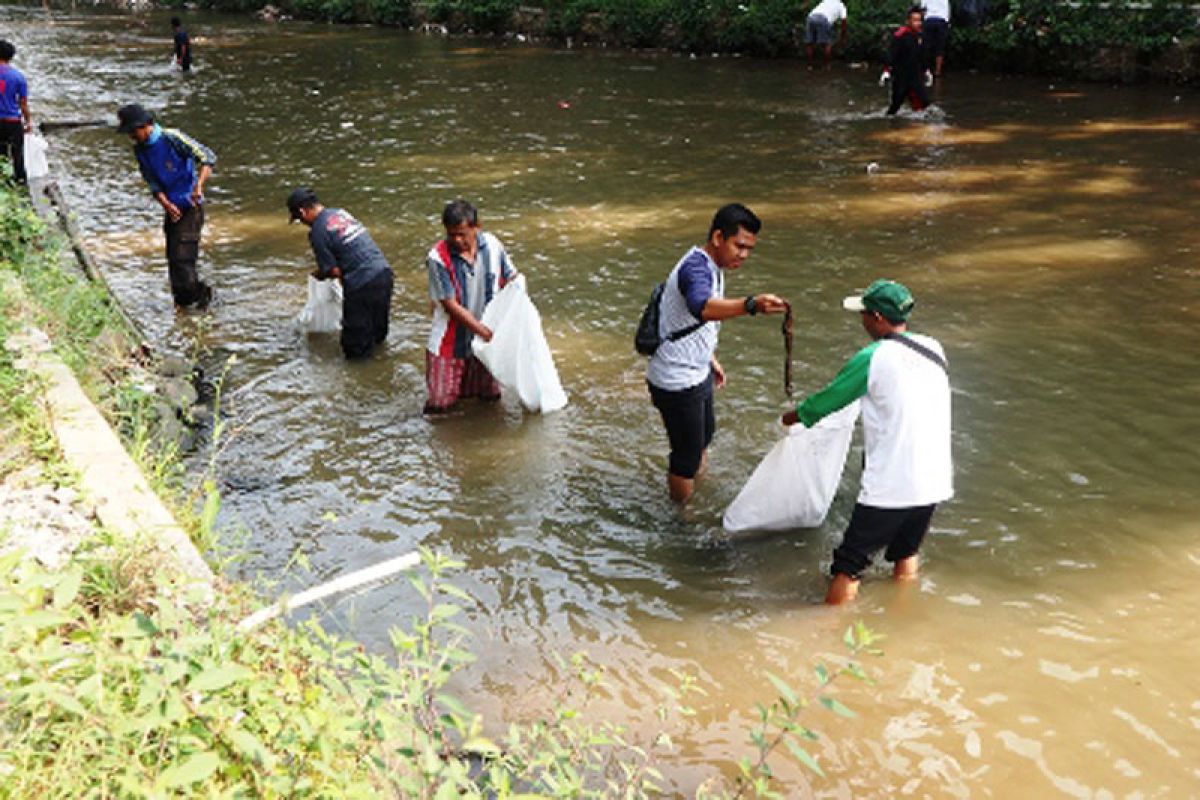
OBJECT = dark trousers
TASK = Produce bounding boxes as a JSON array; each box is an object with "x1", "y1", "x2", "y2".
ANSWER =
[
  {"x1": 164, "y1": 204, "x2": 211, "y2": 307},
  {"x1": 887, "y1": 77, "x2": 929, "y2": 115},
  {"x1": 0, "y1": 120, "x2": 26, "y2": 185},
  {"x1": 648, "y1": 372, "x2": 715, "y2": 479},
  {"x1": 341, "y1": 271, "x2": 393, "y2": 359}
]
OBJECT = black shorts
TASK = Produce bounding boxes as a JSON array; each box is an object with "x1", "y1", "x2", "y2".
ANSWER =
[
  {"x1": 648, "y1": 372, "x2": 715, "y2": 479},
  {"x1": 831, "y1": 503, "x2": 937, "y2": 579},
  {"x1": 924, "y1": 17, "x2": 949, "y2": 58}
]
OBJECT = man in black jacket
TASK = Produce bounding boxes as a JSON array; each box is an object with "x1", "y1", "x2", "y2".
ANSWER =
[{"x1": 880, "y1": 7, "x2": 933, "y2": 116}]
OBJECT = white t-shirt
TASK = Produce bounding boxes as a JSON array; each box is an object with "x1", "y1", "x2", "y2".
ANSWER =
[
  {"x1": 859, "y1": 335, "x2": 953, "y2": 507},
  {"x1": 921, "y1": 0, "x2": 951, "y2": 22},
  {"x1": 809, "y1": 0, "x2": 847, "y2": 24}
]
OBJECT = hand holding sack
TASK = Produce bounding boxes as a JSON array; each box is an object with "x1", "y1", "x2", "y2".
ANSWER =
[
  {"x1": 296, "y1": 276, "x2": 343, "y2": 333},
  {"x1": 722, "y1": 402, "x2": 860, "y2": 533},
  {"x1": 471, "y1": 275, "x2": 568, "y2": 414},
  {"x1": 879, "y1": 70, "x2": 891, "y2": 87}
]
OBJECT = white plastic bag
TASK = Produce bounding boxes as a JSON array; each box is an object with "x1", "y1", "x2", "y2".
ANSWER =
[
  {"x1": 722, "y1": 402, "x2": 860, "y2": 533},
  {"x1": 471, "y1": 275, "x2": 568, "y2": 413},
  {"x1": 296, "y1": 276, "x2": 342, "y2": 333},
  {"x1": 23, "y1": 133, "x2": 48, "y2": 180}
]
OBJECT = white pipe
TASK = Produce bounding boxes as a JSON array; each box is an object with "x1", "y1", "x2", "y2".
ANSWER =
[{"x1": 237, "y1": 551, "x2": 422, "y2": 632}]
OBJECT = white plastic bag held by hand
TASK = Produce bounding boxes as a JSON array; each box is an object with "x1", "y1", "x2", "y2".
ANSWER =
[
  {"x1": 723, "y1": 402, "x2": 860, "y2": 533},
  {"x1": 296, "y1": 276, "x2": 342, "y2": 333},
  {"x1": 23, "y1": 134, "x2": 49, "y2": 180},
  {"x1": 472, "y1": 275, "x2": 568, "y2": 413}
]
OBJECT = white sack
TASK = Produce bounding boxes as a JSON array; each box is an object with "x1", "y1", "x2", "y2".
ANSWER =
[
  {"x1": 23, "y1": 133, "x2": 49, "y2": 180},
  {"x1": 471, "y1": 275, "x2": 568, "y2": 414},
  {"x1": 296, "y1": 276, "x2": 343, "y2": 333},
  {"x1": 722, "y1": 401, "x2": 860, "y2": 533}
]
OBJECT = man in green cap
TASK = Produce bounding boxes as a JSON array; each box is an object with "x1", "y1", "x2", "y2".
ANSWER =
[{"x1": 782, "y1": 279, "x2": 952, "y2": 604}]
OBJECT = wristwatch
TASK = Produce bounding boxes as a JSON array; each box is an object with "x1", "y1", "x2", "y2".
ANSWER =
[{"x1": 744, "y1": 295, "x2": 758, "y2": 316}]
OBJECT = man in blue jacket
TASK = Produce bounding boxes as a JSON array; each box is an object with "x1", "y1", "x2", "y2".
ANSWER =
[{"x1": 117, "y1": 103, "x2": 215, "y2": 308}]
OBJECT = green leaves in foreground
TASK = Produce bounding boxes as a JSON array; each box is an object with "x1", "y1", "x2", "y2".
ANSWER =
[{"x1": 0, "y1": 536, "x2": 884, "y2": 798}]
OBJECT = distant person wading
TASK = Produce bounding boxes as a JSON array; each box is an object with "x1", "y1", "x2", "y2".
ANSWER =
[{"x1": 171, "y1": 17, "x2": 192, "y2": 72}]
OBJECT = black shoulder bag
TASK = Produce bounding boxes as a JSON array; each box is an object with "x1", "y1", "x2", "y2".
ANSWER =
[{"x1": 634, "y1": 282, "x2": 705, "y2": 356}]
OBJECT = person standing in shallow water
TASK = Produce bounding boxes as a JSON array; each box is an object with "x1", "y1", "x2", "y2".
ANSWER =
[
  {"x1": 880, "y1": 6, "x2": 932, "y2": 116},
  {"x1": 781, "y1": 280, "x2": 952, "y2": 604},
  {"x1": 171, "y1": 17, "x2": 192, "y2": 72},
  {"x1": 117, "y1": 103, "x2": 215, "y2": 308},
  {"x1": 287, "y1": 187, "x2": 395, "y2": 360},
  {"x1": 646, "y1": 203, "x2": 788, "y2": 505},
  {"x1": 423, "y1": 199, "x2": 518, "y2": 414}
]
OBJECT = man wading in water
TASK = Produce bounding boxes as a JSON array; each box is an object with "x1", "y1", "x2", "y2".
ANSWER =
[
  {"x1": 880, "y1": 7, "x2": 933, "y2": 116},
  {"x1": 117, "y1": 103, "x2": 215, "y2": 308},
  {"x1": 287, "y1": 187, "x2": 395, "y2": 360},
  {"x1": 423, "y1": 199, "x2": 519, "y2": 414},
  {"x1": 647, "y1": 204, "x2": 788, "y2": 505},
  {"x1": 782, "y1": 280, "x2": 952, "y2": 604}
]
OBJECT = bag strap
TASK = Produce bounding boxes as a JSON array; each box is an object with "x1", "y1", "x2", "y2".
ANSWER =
[
  {"x1": 663, "y1": 261, "x2": 718, "y2": 344},
  {"x1": 884, "y1": 333, "x2": 947, "y2": 372}
]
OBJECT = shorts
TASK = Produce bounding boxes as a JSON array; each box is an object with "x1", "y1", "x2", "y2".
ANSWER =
[
  {"x1": 805, "y1": 13, "x2": 833, "y2": 45},
  {"x1": 924, "y1": 17, "x2": 949, "y2": 58},
  {"x1": 425, "y1": 351, "x2": 501, "y2": 413},
  {"x1": 648, "y1": 371, "x2": 714, "y2": 480},
  {"x1": 831, "y1": 503, "x2": 937, "y2": 579}
]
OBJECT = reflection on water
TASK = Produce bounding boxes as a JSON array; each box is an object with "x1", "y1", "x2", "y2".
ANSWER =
[{"x1": 5, "y1": 4, "x2": 1200, "y2": 793}]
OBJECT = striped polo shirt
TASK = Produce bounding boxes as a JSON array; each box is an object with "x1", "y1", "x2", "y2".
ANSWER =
[{"x1": 646, "y1": 246, "x2": 724, "y2": 392}]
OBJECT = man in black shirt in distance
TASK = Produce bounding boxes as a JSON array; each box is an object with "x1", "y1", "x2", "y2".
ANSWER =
[
  {"x1": 171, "y1": 17, "x2": 191, "y2": 72},
  {"x1": 880, "y1": 7, "x2": 932, "y2": 116},
  {"x1": 288, "y1": 187, "x2": 395, "y2": 360}
]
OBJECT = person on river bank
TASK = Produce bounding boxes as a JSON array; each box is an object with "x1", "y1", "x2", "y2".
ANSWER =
[
  {"x1": 424, "y1": 199, "x2": 518, "y2": 415},
  {"x1": 880, "y1": 7, "x2": 933, "y2": 116},
  {"x1": 287, "y1": 187, "x2": 395, "y2": 360},
  {"x1": 117, "y1": 103, "x2": 215, "y2": 308},
  {"x1": 171, "y1": 17, "x2": 192, "y2": 72},
  {"x1": 648, "y1": 203, "x2": 788, "y2": 505},
  {"x1": 920, "y1": 0, "x2": 950, "y2": 77},
  {"x1": 804, "y1": 0, "x2": 847, "y2": 68},
  {"x1": 0, "y1": 40, "x2": 32, "y2": 186},
  {"x1": 781, "y1": 280, "x2": 952, "y2": 604}
]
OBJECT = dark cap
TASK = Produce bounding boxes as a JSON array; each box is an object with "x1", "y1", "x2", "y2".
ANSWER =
[
  {"x1": 116, "y1": 104, "x2": 154, "y2": 134},
  {"x1": 286, "y1": 187, "x2": 319, "y2": 222}
]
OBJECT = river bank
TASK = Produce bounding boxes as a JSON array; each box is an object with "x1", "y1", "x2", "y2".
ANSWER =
[{"x1": 53, "y1": 0, "x2": 1200, "y2": 82}]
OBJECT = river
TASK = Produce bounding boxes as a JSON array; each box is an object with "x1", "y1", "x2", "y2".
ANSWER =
[{"x1": 5, "y1": 4, "x2": 1200, "y2": 795}]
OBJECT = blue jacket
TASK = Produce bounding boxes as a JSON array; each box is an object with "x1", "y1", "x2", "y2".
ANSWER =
[{"x1": 133, "y1": 125, "x2": 216, "y2": 210}]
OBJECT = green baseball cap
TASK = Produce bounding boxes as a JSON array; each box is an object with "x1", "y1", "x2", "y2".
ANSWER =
[{"x1": 842, "y1": 279, "x2": 915, "y2": 322}]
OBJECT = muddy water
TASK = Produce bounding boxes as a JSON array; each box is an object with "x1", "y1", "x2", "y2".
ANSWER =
[{"x1": 6, "y1": 4, "x2": 1200, "y2": 794}]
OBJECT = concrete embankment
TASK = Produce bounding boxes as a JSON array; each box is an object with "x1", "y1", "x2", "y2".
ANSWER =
[{"x1": 3, "y1": 175, "x2": 213, "y2": 585}]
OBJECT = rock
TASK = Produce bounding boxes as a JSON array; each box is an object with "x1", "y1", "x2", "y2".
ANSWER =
[
  {"x1": 161, "y1": 378, "x2": 199, "y2": 410},
  {"x1": 158, "y1": 355, "x2": 193, "y2": 378}
]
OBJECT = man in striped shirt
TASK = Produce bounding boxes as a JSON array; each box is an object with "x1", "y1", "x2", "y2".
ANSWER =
[
  {"x1": 647, "y1": 203, "x2": 788, "y2": 504},
  {"x1": 117, "y1": 103, "x2": 216, "y2": 308},
  {"x1": 424, "y1": 199, "x2": 518, "y2": 414},
  {"x1": 782, "y1": 280, "x2": 952, "y2": 604}
]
